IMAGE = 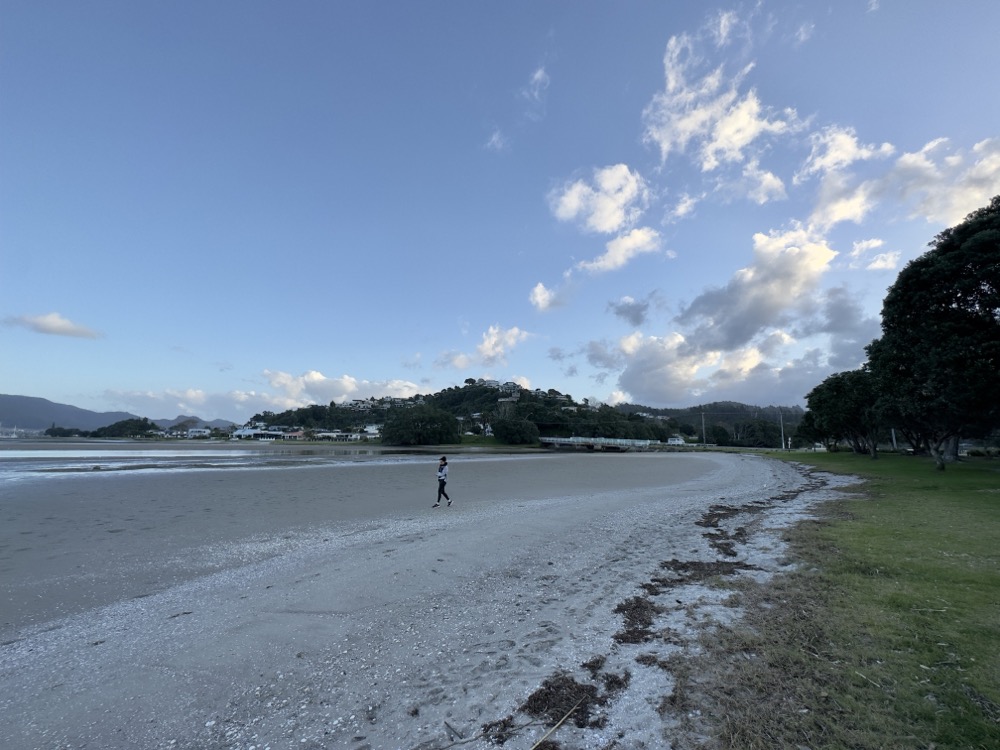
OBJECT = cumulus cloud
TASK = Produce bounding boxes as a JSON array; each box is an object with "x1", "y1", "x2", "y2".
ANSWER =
[
  {"x1": 794, "y1": 126, "x2": 894, "y2": 183},
  {"x1": 258, "y1": 370, "x2": 421, "y2": 407},
  {"x1": 477, "y1": 324, "x2": 530, "y2": 365},
  {"x1": 103, "y1": 373, "x2": 422, "y2": 424},
  {"x1": 743, "y1": 159, "x2": 786, "y2": 204},
  {"x1": 608, "y1": 295, "x2": 651, "y2": 327},
  {"x1": 792, "y1": 286, "x2": 881, "y2": 370},
  {"x1": 850, "y1": 238, "x2": 884, "y2": 257},
  {"x1": 889, "y1": 137, "x2": 1000, "y2": 225},
  {"x1": 542, "y1": 7, "x2": 996, "y2": 410},
  {"x1": 550, "y1": 164, "x2": 650, "y2": 234},
  {"x1": 668, "y1": 192, "x2": 701, "y2": 221},
  {"x1": 807, "y1": 138, "x2": 1000, "y2": 231},
  {"x1": 5, "y1": 312, "x2": 101, "y2": 339},
  {"x1": 615, "y1": 332, "x2": 716, "y2": 403},
  {"x1": 529, "y1": 282, "x2": 559, "y2": 311},
  {"x1": 866, "y1": 252, "x2": 901, "y2": 271},
  {"x1": 439, "y1": 325, "x2": 531, "y2": 369},
  {"x1": 677, "y1": 223, "x2": 837, "y2": 350},
  {"x1": 577, "y1": 227, "x2": 662, "y2": 273},
  {"x1": 848, "y1": 238, "x2": 898, "y2": 270}
]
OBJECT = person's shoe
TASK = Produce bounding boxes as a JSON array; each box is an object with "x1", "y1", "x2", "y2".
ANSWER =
[
  {"x1": 432, "y1": 503, "x2": 440, "y2": 508},
  {"x1": 447, "y1": 500, "x2": 452, "y2": 506}
]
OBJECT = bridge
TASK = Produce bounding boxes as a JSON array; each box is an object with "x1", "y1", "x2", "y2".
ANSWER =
[{"x1": 539, "y1": 436, "x2": 657, "y2": 452}]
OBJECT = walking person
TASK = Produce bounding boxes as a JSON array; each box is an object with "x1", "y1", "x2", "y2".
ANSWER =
[{"x1": 432, "y1": 455, "x2": 451, "y2": 507}]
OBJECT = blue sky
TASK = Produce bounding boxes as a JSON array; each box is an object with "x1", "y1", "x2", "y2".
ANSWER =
[{"x1": 3, "y1": 1, "x2": 998, "y2": 423}]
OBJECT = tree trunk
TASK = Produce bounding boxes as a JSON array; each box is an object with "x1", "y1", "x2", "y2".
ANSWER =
[{"x1": 929, "y1": 435, "x2": 953, "y2": 470}]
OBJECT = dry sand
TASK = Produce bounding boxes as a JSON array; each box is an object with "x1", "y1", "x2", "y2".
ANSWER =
[{"x1": 0, "y1": 446, "x2": 849, "y2": 749}]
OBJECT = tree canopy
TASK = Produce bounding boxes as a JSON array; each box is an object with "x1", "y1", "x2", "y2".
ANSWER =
[
  {"x1": 803, "y1": 196, "x2": 999, "y2": 468},
  {"x1": 867, "y1": 195, "x2": 999, "y2": 467}
]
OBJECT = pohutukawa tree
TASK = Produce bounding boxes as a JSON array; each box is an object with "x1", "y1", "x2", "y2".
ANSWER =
[{"x1": 866, "y1": 195, "x2": 1000, "y2": 469}]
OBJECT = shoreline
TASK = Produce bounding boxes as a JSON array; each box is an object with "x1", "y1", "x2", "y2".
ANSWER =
[{"x1": 1, "y1": 451, "x2": 848, "y2": 749}]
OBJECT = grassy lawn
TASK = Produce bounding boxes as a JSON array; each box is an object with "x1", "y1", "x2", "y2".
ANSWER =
[{"x1": 673, "y1": 453, "x2": 1000, "y2": 749}]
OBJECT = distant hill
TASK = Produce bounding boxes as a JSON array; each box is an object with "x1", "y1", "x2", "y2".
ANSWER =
[
  {"x1": 0, "y1": 395, "x2": 235, "y2": 432},
  {"x1": 152, "y1": 415, "x2": 236, "y2": 431},
  {"x1": 617, "y1": 400, "x2": 805, "y2": 430},
  {"x1": 0, "y1": 394, "x2": 140, "y2": 431}
]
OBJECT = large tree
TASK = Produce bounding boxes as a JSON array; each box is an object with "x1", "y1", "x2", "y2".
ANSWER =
[
  {"x1": 805, "y1": 369, "x2": 883, "y2": 457},
  {"x1": 380, "y1": 405, "x2": 460, "y2": 446},
  {"x1": 866, "y1": 195, "x2": 1000, "y2": 468}
]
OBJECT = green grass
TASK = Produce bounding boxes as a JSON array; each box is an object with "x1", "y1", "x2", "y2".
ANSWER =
[{"x1": 674, "y1": 453, "x2": 1000, "y2": 749}]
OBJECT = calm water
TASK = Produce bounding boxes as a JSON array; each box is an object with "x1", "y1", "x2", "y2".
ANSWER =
[
  {"x1": 0, "y1": 442, "x2": 530, "y2": 485},
  {"x1": 0, "y1": 443, "x2": 407, "y2": 484}
]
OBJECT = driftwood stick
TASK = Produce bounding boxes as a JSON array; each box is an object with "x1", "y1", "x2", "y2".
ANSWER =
[{"x1": 529, "y1": 698, "x2": 583, "y2": 750}]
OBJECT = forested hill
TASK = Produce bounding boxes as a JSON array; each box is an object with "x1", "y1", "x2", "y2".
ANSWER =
[
  {"x1": 617, "y1": 401, "x2": 804, "y2": 427},
  {"x1": 253, "y1": 385, "x2": 806, "y2": 448}
]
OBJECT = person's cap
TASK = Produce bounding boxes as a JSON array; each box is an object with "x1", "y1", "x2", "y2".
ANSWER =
[{"x1": 440, "y1": 456, "x2": 447, "y2": 461}]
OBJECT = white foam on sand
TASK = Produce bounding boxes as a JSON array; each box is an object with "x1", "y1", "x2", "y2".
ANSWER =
[{"x1": 0, "y1": 452, "x2": 858, "y2": 750}]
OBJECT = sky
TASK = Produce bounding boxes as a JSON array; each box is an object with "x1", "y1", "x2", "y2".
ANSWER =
[{"x1": 2, "y1": 1, "x2": 999, "y2": 424}]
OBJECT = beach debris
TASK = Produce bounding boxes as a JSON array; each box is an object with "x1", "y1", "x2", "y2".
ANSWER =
[
  {"x1": 520, "y1": 673, "x2": 606, "y2": 729},
  {"x1": 480, "y1": 714, "x2": 518, "y2": 744},
  {"x1": 612, "y1": 596, "x2": 664, "y2": 643},
  {"x1": 640, "y1": 558, "x2": 760, "y2": 596}
]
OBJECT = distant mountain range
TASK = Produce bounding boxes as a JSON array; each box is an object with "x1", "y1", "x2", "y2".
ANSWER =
[{"x1": 0, "y1": 395, "x2": 236, "y2": 432}]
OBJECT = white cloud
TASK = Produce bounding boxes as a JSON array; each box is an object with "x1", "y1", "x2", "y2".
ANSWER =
[
  {"x1": 795, "y1": 125, "x2": 895, "y2": 183},
  {"x1": 606, "y1": 390, "x2": 631, "y2": 406},
  {"x1": 808, "y1": 138, "x2": 1000, "y2": 231},
  {"x1": 477, "y1": 325, "x2": 530, "y2": 365},
  {"x1": 104, "y1": 373, "x2": 423, "y2": 424},
  {"x1": 529, "y1": 282, "x2": 558, "y2": 311},
  {"x1": 5, "y1": 312, "x2": 101, "y2": 339},
  {"x1": 810, "y1": 174, "x2": 877, "y2": 228},
  {"x1": 615, "y1": 331, "x2": 719, "y2": 403},
  {"x1": 260, "y1": 369, "x2": 419, "y2": 407},
  {"x1": 711, "y1": 10, "x2": 742, "y2": 47},
  {"x1": 485, "y1": 128, "x2": 508, "y2": 152},
  {"x1": 523, "y1": 66, "x2": 550, "y2": 102},
  {"x1": 577, "y1": 226, "x2": 662, "y2": 273},
  {"x1": 743, "y1": 159, "x2": 786, "y2": 204},
  {"x1": 701, "y1": 89, "x2": 794, "y2": 171},
  {"x1": 890, "y1": 137, "x2": 1000, "y2": 225},
  {"x1": 521, "y1": 66, "x2": 550, "y2": 122},
  {"x1": 550, "y1": 164, "x2": 650, "y2": 234},
  {"x1": 866, "y1": 252, "x2": 901, "y2": 271},
  {"x1": 512, "y1": 375, "x2": 532, "y2": 390},
  {"x1": 668, "y1": 192, "x2": 701, "y2": 221},
  {"x1": 441, "y1": 325, "x2": 531, "y2": 368},
  {"x1": 794, "y1": 22, "x2": 815, "y2": 46},
  {"x1": 642, "y1": 30, "x2": 800, "y2": 172},
  {"x1": 678, "y1": 223, "x2": 837, "y2": 350},
  {"x1": 850, "y1": 238, "x2": 884, "y2": 257}
]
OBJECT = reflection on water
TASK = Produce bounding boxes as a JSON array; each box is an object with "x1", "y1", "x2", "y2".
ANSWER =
[{"x1": 0, "y1": 444, "x2": 421, "y2": 484}]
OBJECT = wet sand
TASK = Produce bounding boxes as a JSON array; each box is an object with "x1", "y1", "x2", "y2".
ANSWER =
[{"x1": 1, "y1": 447, "x2": 844, "y2": 749}]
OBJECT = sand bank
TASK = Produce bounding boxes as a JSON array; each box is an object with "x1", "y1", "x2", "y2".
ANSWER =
[{"x1": 1, "y1": 449, "x2": 847, "y2": 749}]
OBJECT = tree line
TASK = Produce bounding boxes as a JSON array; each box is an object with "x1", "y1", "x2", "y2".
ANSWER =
[{"x1": 799, "y1": 196, "x2": 999, "y2": 469}]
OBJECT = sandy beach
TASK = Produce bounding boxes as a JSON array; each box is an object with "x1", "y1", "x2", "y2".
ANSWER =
[{"x1": 0, "y1": 445, "x2": 849, "y2": 749}]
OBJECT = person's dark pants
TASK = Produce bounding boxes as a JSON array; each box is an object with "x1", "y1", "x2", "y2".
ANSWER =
[{"x1": 437, "y1": 479, "x2": 449, "y2": 502}]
